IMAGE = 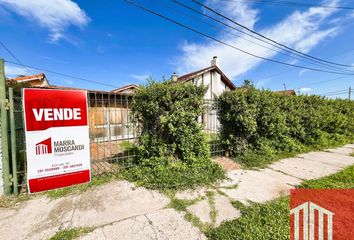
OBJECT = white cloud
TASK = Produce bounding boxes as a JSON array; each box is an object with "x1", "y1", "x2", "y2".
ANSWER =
[
  {"x1": 176, "y1": 0, "x2": 343, "y2": 80},
  {"x1": 96, "y1": 45, "x2": 105, "y2": 54},
  {"x1": 300, "y1": 87, "x2": 312, "y2": 92},
  {"x1": 0, "y1": 0, "x2": 90, "y2": 42},
  {"x1": 64, "y1": 79, "x2": 74, "y2": 85},
  {"x1": 205, "y1": 0, "x2": 259, "y2": 29},
  {"x1": 4, "y1": 64, "x2": 30, "y2": 77},
  {"x1": 299, "y1": 69, "x2": 309, "y2": 76},
  {"x1": 255, "y1": 78, "x2": 271, "y2": 88},
  {"x1": 129, "y1": 74, "x2": 150, "y2": 82}
]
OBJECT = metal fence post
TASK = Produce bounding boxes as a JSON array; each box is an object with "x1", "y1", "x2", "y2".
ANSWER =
[
  {"x1": 0, "y1": 59, "x2": 11, "y2": 194},
  {"x1": 9, "y1": 87, "x2": 18, "y2": 194}
]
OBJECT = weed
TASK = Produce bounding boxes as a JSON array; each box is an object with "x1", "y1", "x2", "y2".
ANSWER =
[
  {"x1": 49, "y1": 227, "x2": 93, "y2": 240},
  {"x1": 46, "y1": 173, "x2": 119, "y2": 199},
  {"x1": 0, "y1": 193, "x2": 33, "y2": 208},
  {"x1": 206, "y1": 191, "x2": 217, "y2": 225},
  {"x1": 231, "y1": 200, "x2": 246, "y2": 211},
  {"x1": 185, "y1": 212, "x2": 211, "y2": 232},
  {"x1": 168, "y1": 196, "x2": 204, "y2": 212}
]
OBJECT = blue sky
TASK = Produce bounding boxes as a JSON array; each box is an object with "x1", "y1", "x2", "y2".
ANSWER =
[{"x1": 0, "y1": 0, "x2": 353, "y2": 98}]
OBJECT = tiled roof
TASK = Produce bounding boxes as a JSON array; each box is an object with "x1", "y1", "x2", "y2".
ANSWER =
[
  {"x1": 177, "y1": 65, "x2": 236, "y2": 90},
  {"x1": 274, "y1": 90, "x2": 296, "y2": 96},
  {"x1": 36, "y1": 85, "x2": 132, "y2": 95},
  {"x1": 9, "y1": 73, "x2": 46, "y2": 82},
  {"x1": 111, "y1": 84, "x2": 139, "y2": 93}
]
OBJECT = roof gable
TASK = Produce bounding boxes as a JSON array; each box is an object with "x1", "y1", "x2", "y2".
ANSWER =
[
  {"x1": 111, "y1": 84, "x2": 139, "y2": 93},
  {"x1": 177, "y1": 65, "x2": 236, "y2": 90}
]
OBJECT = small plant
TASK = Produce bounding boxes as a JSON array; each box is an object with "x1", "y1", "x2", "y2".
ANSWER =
[{"x1": 50, "y1": 227, "x2": 93, "y2": 240}]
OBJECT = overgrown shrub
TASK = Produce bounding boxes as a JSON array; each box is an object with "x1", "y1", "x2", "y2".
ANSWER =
[
  {"x1": 216, "y1": 88, "x2": 354, "y2": 167},
  {"x1": 123, "y1": 80, "x2": 224, "y2": 189}
]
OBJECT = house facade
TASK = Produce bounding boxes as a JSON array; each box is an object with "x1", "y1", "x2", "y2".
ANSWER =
[
  {"x1": 173, "y1": 56, "x2": 236, "y2": 132},
  {"x1": 174, "y1": 56, "x2": 236, "y2": 100}
]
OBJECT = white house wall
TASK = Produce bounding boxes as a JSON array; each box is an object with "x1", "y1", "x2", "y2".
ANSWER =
[{"x1": 186, "y1": 70, "x2": 231, "y2": 100}]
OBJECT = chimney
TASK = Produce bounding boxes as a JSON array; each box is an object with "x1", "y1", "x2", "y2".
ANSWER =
[
  {"x1": 171, "y1": 72, "x2": 178, "y2": 82},
  {"x1": 211, "y1": 56, "x2": 219, "y2": 67}
]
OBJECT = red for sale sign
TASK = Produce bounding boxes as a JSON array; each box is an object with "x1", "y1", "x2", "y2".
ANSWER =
[{"x1": 23, "y1": 89, "x2": 91, "y2": 193}]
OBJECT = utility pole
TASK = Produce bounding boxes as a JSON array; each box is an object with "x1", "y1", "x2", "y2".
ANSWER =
[
  {"x1": 0, "y1": 58, "x2": 11, "y2": 194},
  {"x1": 283, "y1": 83, "x2": 287, "y2": 91},
  {"x1": 349, "y1": 86, "x2": 351, "y2": 101}
]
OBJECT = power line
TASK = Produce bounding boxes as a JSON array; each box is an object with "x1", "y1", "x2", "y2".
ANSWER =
[
  {"x1": 218, "y1": 0, "x2": 354, "y2": 10},
  {"x1": 255, "y1": 48, "x2": 354, "y2": 87},
  {"x1": 158, "y1": 0, "x2": 354, "y2": 73},
  {"x1": 293, "y1": 76, "x2": 353, "y2": 90},
  {"x1": 190, "y1": 0, "x2": 354, "y2": 69},
  {"x1": 319, "y1": 89, "x2": 350, "y2": 96},
  {"x1": 322, "y1": 92, "x2": 349, "y2": 97},
  {"x1": 171, "y1": 0, "x2": 354, "y2": 73},
  {"x1": 0, "y1": 42, "x2": 35, "y2": 75},
  {"x1": 4, "y1": 60, "x2": 121, "y2": 89},
  {"x1": 124, "y1": 0, "x2": 354, "y2": 75}
]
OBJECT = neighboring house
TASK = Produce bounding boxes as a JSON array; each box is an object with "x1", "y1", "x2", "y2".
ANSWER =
[
  {"x1": 274, "y1": 90, "x2": 296, "y2": 96},
  {"x1": 111, "y1": 84, "x2": 139, "y2": 94},
  {"x1": 8, "y1": 73, "x2": 49, "y2": 87}
]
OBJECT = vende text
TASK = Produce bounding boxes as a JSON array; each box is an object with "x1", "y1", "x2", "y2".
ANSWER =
[{"x1": 32, "y1": 108, "x2": 81, "y2": 121}]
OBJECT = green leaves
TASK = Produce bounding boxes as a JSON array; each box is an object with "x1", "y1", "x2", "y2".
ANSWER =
[
  {"x1": 217, "y1": 89, "x2": 354, "y2": 168},
  {"x1": 125, "y1": 80, "x2": 224, "y2": 189}
]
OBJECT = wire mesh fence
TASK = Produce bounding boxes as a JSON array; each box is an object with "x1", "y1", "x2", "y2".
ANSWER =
[
  {"x1": 203, "y1": 100, "x2": 224, "y2": 157},
  {"x1": 87, "y1": 92, "x2": 139, "y2": 175},
  {"x1": 8, "y1": 89, "x2": 224, "y2": 192},
  {"x1": 12, "y1": 94, "x2": 27, "y2": 192}
]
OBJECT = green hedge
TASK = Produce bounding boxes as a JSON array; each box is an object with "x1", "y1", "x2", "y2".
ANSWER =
[
  {"x1": 216, "y1": 88, "x2": 354, "y2": 167},
  {"x1": 123, "y1": 80, "x2": 224, "y2": 189}
]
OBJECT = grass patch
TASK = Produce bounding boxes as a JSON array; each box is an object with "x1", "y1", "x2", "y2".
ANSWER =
[
  {"x1": 167, "y1": 193, "x2": 212, "y2": 232},
  {"x1": 219, "y1": 184, "x2": 239, "y2": 190},
  {"x1": 46, "y1": 173, "x2": 119, "y2": 199},
  {"x1": 0, "y1": 193, "x2": 33, "y2": 208},
  {"x1": 350, "y1": 152, "x2": 354, "y2": 157},
  {"x1": 235, "y1": 137, "x2": 354, "y2": 169},
  {"x1": 49, "y1": 227, "x2": 93, "y2": 240},
  {"x1": 207, "y1": 165, "x2": 354, "y2": 240},
  {"x1": 168, "y1": 196, "x2": 204, "y2": 212},
  {"x1": 185, "y1": 212, "x2": 212, "y2": 232},
  {"x1": 231, "y1": 200, "x2": 246, "y2": 211},
  {"x1": 0, "y1": 173, "x2": 119, "y2": 207},
  {"x1": 122, "y1": 162, "x2": 225, "y2": 190},
  {"x1": 207, "y1": 197, "x2": 290, "y2": 240},
  {"x1": 236, "y1": 149, "x2": 301, "y2": 169},
  {"x1": 206, "y1": 191, "x2": 217, "y2": 225}
]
